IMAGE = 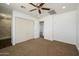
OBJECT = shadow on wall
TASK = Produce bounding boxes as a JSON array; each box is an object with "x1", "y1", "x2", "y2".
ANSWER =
[{"x1": 0, "y1": 18, "x2": 11, "y2": 39}]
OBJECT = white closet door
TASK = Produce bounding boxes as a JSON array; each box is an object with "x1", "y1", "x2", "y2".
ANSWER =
[{"x1": 15, "y1": 17, "x2": 34, "y2": 43}]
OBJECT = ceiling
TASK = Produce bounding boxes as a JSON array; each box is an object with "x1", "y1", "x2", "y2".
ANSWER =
[{"x1": 0, "y1": 3, "x2": 79, "y2": 19}]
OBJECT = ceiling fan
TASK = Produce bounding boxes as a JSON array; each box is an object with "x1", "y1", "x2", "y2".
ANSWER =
[{"x1": 29, "y1": 3, "x2": 50, "y2": 14}]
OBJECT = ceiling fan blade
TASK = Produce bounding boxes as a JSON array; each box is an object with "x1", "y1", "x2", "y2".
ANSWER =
[
  {"x1": 39, "y1": 3, "x2": 45, "y2": 7},
  {"x1": 38, "y1": 9, "x2": 41, "y2": 14},
  {"x1": 41, "y1": 8, "x2": 50, "y2": 10},
  {"x1": 29, "y1": 3, "x2": 37, "y2": 7},
  {"x1": 29, "y1": 9, "x2": 37, "y2": 12}
]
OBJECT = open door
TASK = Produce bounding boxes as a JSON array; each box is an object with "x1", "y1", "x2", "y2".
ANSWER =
[{"x1": 39, "y1": 21, "x2": 44, "y2": 38}]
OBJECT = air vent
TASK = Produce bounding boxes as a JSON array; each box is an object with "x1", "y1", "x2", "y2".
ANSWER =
[
  {"x1": 48, "y1": 10, "x2": 56, "y2": 15},
  {"x1": 21, "y1": 6, "x2": 25, "y2": 9}
]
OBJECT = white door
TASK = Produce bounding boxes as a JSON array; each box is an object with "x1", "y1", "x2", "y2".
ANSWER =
[{"x1": 15, "y1": 17, "x2": 34, "y2": 43}]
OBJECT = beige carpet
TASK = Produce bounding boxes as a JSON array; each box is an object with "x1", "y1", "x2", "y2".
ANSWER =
[{"x1": 0, "y1": 38, "x2": 78, "y2": 56}]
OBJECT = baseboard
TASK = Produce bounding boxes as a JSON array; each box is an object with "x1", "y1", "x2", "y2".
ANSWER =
[
  {"x1": 53, "y1": 40, "x2": 76, "y2": 45},
  {"x1": 0, "y1": 36, "x2": 11, "y2": 40}
]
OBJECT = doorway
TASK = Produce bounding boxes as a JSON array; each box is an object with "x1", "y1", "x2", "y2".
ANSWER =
[{"x1": 39, "y1": 21, "x2": 44, "y2": 38}]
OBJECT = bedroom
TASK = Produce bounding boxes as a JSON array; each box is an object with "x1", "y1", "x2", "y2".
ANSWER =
[{"x1": 0, "y1": 3, "x2": 79, "y2": 56}]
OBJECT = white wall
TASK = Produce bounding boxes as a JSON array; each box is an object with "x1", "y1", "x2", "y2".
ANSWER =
[
  {"x1": 12, "y1": 10, "x2": 39, "y2": 45},
  {"x1": 34, "y1": 20, "x2": 40, "y2": 38},
  {"x1": 40, "y1": 15, "x2": 54, "y2": 41},
  {"x1": 12, "y1": 10, "x2": 77, "y2": 46},
  {"x1": 76, "y1": 7, "x2": 79, "y2": 50},
  {"x1": 40, "y1": 11, "x2": 77, "y2": 44},
  {"x1": 54, "y1": 11, "x2": 76, "y2": 44},
  {"x1": 15, "y1": 17, "x2": 34, "y2": 44}
]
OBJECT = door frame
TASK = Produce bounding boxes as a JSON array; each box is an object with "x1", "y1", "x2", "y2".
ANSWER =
[{"x1": 12, "y1": 17, "x2": 34, "y2": 45}]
